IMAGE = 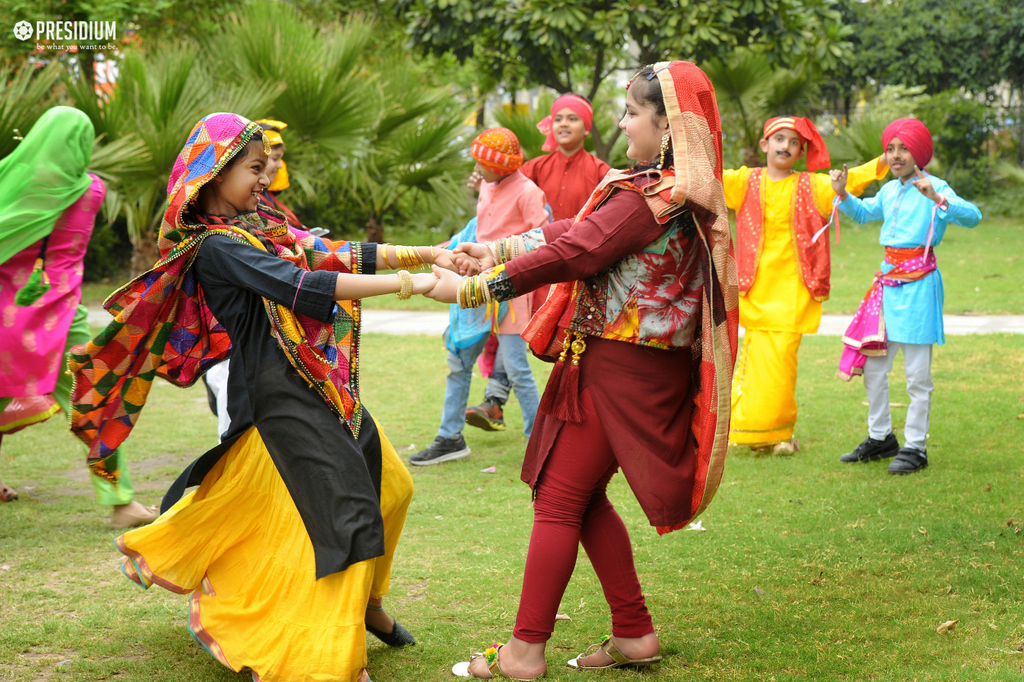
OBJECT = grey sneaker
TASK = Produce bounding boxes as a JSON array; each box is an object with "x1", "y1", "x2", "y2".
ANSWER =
[
  {"x1": 409, "y1": 435, "x2": 471, "y2": 466},
  {"x1": 888, "y1": 447, "x2": 928, "y2": 474},
  {"x1": 839, "y1": 432, "x2": 900, "y2": 463}
]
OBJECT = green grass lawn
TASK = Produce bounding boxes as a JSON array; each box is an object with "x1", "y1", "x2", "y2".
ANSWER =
[{"x1": 2, "y1": 333, "x2": 1023, "y2": 681}]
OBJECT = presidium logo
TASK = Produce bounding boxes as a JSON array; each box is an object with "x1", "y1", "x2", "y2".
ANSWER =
[{"x1": 13, "y1": 20, "x2": 117, "y2": 43}]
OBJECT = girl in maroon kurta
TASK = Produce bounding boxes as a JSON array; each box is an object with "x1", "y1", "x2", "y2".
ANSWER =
[{"x1": 431, "y1": 62, "x2": 738, "y2": 679}]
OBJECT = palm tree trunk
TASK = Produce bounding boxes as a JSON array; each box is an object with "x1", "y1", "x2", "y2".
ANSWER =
[
  {"x1": 366, "y1": 216, "x2": 385, "y2": 244},
  {"x1": 130, "y1": 230, "x2": 160, "y2": 278}
]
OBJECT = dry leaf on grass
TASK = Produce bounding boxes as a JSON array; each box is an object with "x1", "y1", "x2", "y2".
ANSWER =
[{"x1": 936, "y1": 620, "x2": 959, "y2": 634}]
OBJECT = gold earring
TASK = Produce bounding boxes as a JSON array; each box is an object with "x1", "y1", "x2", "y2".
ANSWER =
[{"x1": 658, "y1": 133, "x2": 670, "y2": 169}]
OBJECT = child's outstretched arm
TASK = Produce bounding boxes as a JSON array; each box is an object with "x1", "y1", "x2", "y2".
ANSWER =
[
  {"x1": 334, "y1": 271, "x2": 437, "y2": 300},
  {"x1": 377, "y1": 243, "x2": 460, "y2": 274}
]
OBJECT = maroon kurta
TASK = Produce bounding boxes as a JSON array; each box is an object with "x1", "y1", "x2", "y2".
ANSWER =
[
  {"x1": 520, "y1": 149, "x2": 610, "y2": 222},
  {"x1": 505, "y1": 189, "x2": 702, "y2": 528}
]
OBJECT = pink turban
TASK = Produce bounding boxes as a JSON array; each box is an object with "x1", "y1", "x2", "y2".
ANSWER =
[
  {"x1": 882, "y1": 118, "x2": 933, "y2": 168},
  {"x1": 536, "y1": 94, "x2": 594, "y2": 152}
]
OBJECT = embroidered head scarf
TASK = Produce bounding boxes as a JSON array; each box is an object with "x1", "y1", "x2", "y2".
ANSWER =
[
  {"x1": 536, "y1": 94, "x2": 594, "y2": 152},
  {"x1": 883, "y1": 118, "x2": 933, "y2": 168},
  {"x1": 763, "y1": 116, "x2": 831, "y2": 172},
  {"x1": 0, "y1": 107, "x2": 94, "y2": 305},
  {"x1": 470, "y1": 127, "x2": 524, "y2": 175},
  {"x1": 257, "y1": 118, "x2": 290, "y2": 192},
  {"x1": 70, "y1": 113, "x2": 368, "y2": 483}
]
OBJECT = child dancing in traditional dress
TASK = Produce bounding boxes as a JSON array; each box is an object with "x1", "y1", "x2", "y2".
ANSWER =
[
  {"x1": 725, "y1": 117, "x2": 887, "y2": 454},
  {"x1": 0, "y1": 106, "x2": 157, "y2": 527},
  {"x1": 832, "y1": 118, "x2": 982, "y2": 474},
  {"x1": 68, "y1": 113, "x2": 456, "y2": 682},
  {"x1": 428, "y1": 62, "x2": 737, "y2": 680}
]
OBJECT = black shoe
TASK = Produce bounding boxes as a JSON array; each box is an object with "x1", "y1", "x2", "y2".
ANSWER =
[
  {"x1": 888, "y1": 447, "x2": 928, "y2": 474},
  {"x1": 839, "y1": 433, "x2": 900, "y2": 463},
  {"x1": 366, "y1": 618, "x2": 416, "y2": 647},
  {"x1": 409, "y1": 435, "x2": 471, "y2": 466}
]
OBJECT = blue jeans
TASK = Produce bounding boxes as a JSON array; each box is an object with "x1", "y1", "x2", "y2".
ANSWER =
[{"x1": 438, "y1": 333, "x2": 540, "y2": 440}]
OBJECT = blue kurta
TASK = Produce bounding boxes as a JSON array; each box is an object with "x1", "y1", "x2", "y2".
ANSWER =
[{"x1": 839, "y1": 175, "x2": 982, "y2": 345}]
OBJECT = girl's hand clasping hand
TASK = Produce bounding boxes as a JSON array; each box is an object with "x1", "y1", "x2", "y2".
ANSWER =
[
  {"x1": 423, "y1": 265, "x2": 461, "y2": 304},
  {"x1": 453, "y1": 242, "x2": 495, "y2": 274},
  {"x1": 411, "y1": 272, "x2": 440, "y2": 296},
  {"x1": 433, "y1": 249, "x2": 460, "y2": 273}
]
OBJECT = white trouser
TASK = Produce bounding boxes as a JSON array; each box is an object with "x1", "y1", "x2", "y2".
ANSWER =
[
  {"x1": 205, "y1": 361, "x2": 232, "y2": 442},
  {"x1": 863, "y1": 341, "x2": 933, "y2": 452}
]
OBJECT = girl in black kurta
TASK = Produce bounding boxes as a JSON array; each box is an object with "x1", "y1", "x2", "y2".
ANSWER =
[{"x1": 70, "y1": 114, "x2": 449, "y2": 682}]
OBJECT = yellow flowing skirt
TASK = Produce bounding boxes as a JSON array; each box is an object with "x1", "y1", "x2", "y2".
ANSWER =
[
  {"x1": 729, "y1": 329, "x2": 802, "y2": 446},
  {"x1": 117, "y1": 423, "x2": 413, "y2": 682}
]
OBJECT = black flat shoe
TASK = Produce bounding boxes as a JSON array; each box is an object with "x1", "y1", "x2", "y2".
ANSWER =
[
  {"x1": 366, "y1": 619, "x2": 416, "y2": 647},
  {"x1": 888, "y1": 447, "x2": 928, "y2": 475}
]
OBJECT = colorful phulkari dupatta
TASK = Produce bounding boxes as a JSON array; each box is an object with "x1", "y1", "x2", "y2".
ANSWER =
[
  {"x1": 69, "y1": 113, "x2": 366, "y2": 484},
  {"x1": 838, "y1": 246, "x2": 937, "y2": 380},
  {"x1": 525, "y1": 61, "x2": 738, "y2": 531}
]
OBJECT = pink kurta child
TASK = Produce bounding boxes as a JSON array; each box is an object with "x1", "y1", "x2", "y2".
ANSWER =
[
  {"x1": 409, "y1": 127, "x2": 546, "y2": 466},
  {"x1": 475, "y1": 170, "x2": 548, "y2": 334}
]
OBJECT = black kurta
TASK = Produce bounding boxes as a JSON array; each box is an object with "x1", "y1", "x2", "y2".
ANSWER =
[{"x1": 163, "y1": 234, "x2": 384, "y2": 579}]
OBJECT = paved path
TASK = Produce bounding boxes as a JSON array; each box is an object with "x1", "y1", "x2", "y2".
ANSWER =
[{"x1": 86, "y1": 306, "x2": 1024, "y2": 336}]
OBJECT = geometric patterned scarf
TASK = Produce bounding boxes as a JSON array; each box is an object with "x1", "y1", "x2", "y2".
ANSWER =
[{"x1": 69, "y1": 113, "x2": 365, "y2": 485}]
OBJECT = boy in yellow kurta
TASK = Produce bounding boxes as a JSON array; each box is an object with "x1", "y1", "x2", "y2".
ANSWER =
[{"x1": 726, "y1": 117, "x2": 887, "y2": 454}]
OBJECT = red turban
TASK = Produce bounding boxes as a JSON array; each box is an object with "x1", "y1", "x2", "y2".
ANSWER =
[
  {"x1": 470, "y1": 127, "x2": 523, "y2": 175},
  {"x1": 763, "y1": 116, "x2": 830, "y2": 172},
  {"x1": 536, "y1": 94, "x2": 594, "y2": 152},
  {"x1": 882, "y1": 118, "x2": 933, "y2": 168}
]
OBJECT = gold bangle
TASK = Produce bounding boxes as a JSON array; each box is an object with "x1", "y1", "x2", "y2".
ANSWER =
[
  {"x1": 396, "y1": 270, "x2": 413, "y2": 300},
  {"x1": 382, "y1": 244, "x2": 397, "y2": 270}
]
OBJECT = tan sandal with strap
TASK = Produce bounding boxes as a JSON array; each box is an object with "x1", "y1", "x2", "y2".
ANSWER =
[
  {"x1": 451, "y1": 643, "x2": 542, "y2": 680},
  {"x1": 566, "y1": 635, "x2": 662, "y2": 670}
]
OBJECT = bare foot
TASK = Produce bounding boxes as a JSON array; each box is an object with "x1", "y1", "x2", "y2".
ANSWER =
[
  {"x1": 576, "y1": 632, "x2": 660, "y2": 667},
  {"x1": 466, "y1": 638, "x2": 547, "y2": 680},
  {"x1": 364, "y1": 606, "x2": 395, "y2": 634}
]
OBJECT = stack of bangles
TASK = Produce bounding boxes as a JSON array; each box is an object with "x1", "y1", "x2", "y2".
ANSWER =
[
  {"x1": 486, "y1": 236, "x2": 521, "y2": 265},
  {"x1": 383, "y1": 244, "x2": 436, "y2": 271},
  {"x1": 457, "y1": 274, "x2": 492, "y2": 309}
]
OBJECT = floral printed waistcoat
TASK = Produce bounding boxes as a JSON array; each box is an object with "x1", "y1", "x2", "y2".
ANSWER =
[{"x1": 569, "y1": 173, "x2": 705, "y2": 350}]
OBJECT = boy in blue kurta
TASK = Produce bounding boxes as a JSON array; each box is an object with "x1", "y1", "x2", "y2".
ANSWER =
[{"x1": 831, "y1": 118, "x2": 982, "y2": 474}]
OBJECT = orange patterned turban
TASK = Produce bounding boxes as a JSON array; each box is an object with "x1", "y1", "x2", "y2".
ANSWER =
[{"x1": 470, "y1": 127, "x2": 523, "y2": 175}]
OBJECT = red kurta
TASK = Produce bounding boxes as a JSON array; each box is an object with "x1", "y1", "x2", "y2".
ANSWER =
[{"x1": 520, "y1": 149, "x2": 610, "y2": 221}]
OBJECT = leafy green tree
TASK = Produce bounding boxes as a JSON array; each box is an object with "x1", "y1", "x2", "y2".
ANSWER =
[
  {"x1": 65, "y1": 44, "x2": 279, "y2": 273},
  {"x1": 398, "y1": 0, "x2": 852, "y2": 161},
  {"x1": 702, "y1": 49, "x2": 823, "y2": 167},
  {"x1": 0, "y1": 61, "x2": 62, "y2": 159},
  {"x1": 201, "y1": 1, "x2": 377, "y2": 198},
  {"x1": 832, "y1": 0, "x2": 1024, "y2": 161},
  {"x1": 339, "y1": 62, "x2": 471, "y2": 243}
]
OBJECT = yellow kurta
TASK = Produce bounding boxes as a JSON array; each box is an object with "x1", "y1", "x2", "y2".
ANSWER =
[
  {"x1": 726, "y1": 158, "x2": 887, "y2": 445},
  {"x1": 117, "y1": 421, "x2": 414, "y2": 682}
]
